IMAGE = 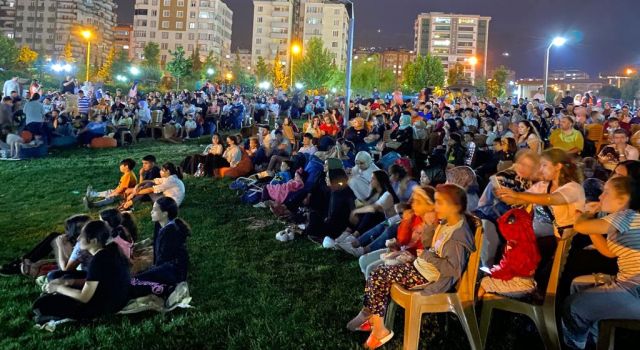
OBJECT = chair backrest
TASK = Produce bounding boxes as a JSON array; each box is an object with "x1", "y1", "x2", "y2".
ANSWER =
[
  {"x1": 585, "y1": 124, "x2": 604, "y2": 142},
  {"x1": 543, "y1": 236, "x2": 573, "y2": 306},
  {"x1": 151, "y1": 110, "x2": 163, "y2": 126},
  {"x1": 456, "y1": 215, "x2": 484, "y2": 301},
  {"x1": 382, "y1": 129, "x2": 393, "y2": 143}
]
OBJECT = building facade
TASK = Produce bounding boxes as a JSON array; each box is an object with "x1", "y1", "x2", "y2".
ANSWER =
[
  {"x1": 0, "y1": 0, "x2": 118, "y2": 64},
  {"x1": 380, "y1": 49, "x2": 415, "y2": 82},
  {"x1": 113, "y1": 24, "x2": 134, "y2": 59},
  {"x1": 414, "y1": 12, "x2": 491, "y2": 84},
  {"x1": 132, "y1": 0, "x2": 232, "y2": 66},
  {"x1": 251, "y1": 0, "x2": 349, "y2": 71}
]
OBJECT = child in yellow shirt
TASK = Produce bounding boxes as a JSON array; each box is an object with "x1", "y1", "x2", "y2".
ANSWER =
[{"x1": 84, "y1": 158, "x2": 137, "y2": 209}]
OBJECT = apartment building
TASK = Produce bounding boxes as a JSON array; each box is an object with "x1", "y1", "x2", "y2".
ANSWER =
[
  {"x1": 251, "y1": 0, "x2": 350, "y2": 70},
  {"x1": 0, "y1": 0, "x2": 118, "y2": 63},
  {"x1": 113, "y1": 24, "x2": 134, "y2": 59},
  {"x1": 133, "y1": 0, "x2": 233, "y2": 66},
  {"x1": 380, "y1": 49, "x2": 415, "y2": 82},
  {"x1": 414, "y1": 12, "x2": 491, "y2": 83}
]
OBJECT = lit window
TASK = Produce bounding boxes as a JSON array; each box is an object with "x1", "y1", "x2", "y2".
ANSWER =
[
  {"x1": 433, "y1": 40, "x2": 451, "y2": 46},
  {"x1": 434, "y1": 17, "x2": 451, "y2": 24}
]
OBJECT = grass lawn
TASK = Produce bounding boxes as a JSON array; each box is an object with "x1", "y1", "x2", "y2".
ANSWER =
[{"x1": 0, "y1": 138, "x2": 589, "y2": 350}]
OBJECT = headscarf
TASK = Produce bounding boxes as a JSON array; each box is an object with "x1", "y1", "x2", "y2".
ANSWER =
[
  {"x1": 354, "y1": 151, "x2": 373, "y2": 168},
  {"x1": 399, "y1": 114, "x2": 412, "y2": 130}
]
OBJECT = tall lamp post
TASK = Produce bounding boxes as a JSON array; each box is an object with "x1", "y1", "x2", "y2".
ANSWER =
[
  {"x1": 290, "y1": 44, "x2": 301, "y2": 89},
  {"x1": 338, "y1": 0, "x2": 354, "y2": 127},
  {"x1": 543, "y1": 36, "x2": 567, "y2": 102},
  {"x1": 81, "y1": 30, "x2": 92, "y2": 82}
]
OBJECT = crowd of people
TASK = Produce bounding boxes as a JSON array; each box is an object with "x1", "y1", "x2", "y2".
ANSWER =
[{"x1": 2, "y1": 72, "x2": 640, "y2": 349}]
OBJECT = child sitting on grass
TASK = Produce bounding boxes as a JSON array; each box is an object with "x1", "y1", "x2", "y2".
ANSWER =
[
  {"x1": 84, "y1": 158, "x2": 137, "y2": 209},
  {"x1": 120, "y1": 162, "x2": 185, "y2": 210}
]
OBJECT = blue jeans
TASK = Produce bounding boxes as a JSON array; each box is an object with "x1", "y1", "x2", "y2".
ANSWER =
[
  {"x1": 358, "y1": 222, "x2": 399, "y2": 252},
  {"x1": 562, "y1": 276, "x2": 640, "y2": 349}
]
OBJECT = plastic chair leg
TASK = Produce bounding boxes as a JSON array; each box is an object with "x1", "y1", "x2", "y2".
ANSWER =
[
  {"x1": 385, "y1": 300, "x2": 397, "y2": 331},
  {"x1": 479, "y1": 303, "x2": 494, "y2": 348},
  {"x1": 454, "y1": 302, "x2": 483, "y2": 350},
  {"x1": 402, "y1": 303, "x2": 422, "y2": 350},
  {"x1": 596, "y1": 323, "x2": 615, "y2": 350},
  {"x1": 530, "y1": 308, "x2": 560, "y2": 350}
]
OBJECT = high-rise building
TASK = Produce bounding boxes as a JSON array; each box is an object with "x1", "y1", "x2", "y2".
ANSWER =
[
  {"x1": 0, "y1": 0, "x2": 118, "y2": 63},
  {"x1": 251, "y1": 0, "x2": 350, "y2": 71},
  {"x1": 113, "y1": 24, "x2": 134, "y2": 59},
  {"x1": 380, "y1": 49, "x2": 415, "y2": 82},
  {"x1": 132, "y1": 0, "x2": 232, "y2": 66},
  {"x1": 414, "y1": 12, "x2": 491, "y2": 84}
]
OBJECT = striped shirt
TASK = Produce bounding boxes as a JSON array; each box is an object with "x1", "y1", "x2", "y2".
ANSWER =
[
  {"x1": 78, "y1": 96, "x2": 90, "y2": 115},
  {"x1": 603, "y1": 209, "x2": 640, "y2": 285}
]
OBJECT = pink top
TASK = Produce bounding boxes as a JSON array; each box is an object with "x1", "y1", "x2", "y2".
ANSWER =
[{"x1": 112, "y1": 236, "x2": 133, "y2": 260}]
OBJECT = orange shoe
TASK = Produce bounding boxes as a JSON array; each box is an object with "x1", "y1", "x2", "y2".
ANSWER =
[{"x1": 364, "y1": 331, "x2": 394, "y2": 349}]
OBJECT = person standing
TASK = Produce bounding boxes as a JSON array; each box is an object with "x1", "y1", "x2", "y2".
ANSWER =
[{"x1": 3, "y1": 76, "x2": 20, "y2": 98}]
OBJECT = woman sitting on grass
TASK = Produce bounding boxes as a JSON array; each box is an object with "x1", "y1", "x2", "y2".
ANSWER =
[
  {"x1": 0, "y1": 214, "x2": 90, "y2": 277},
  {"x1": 130, "y1": 197, "x2": 191, "y2": 305},
  {"x1": 181, "y1": 133, "x2": 225, "y2": 176},
  {"x1": 120, "y1": 162, "x2": 185, "y2": 210},
  {"x1": 32, "y1": 220, "x2": 131, "y2": 324},
  {"x1": 346, "y1": 184, "x2": 475, "y2": 349}
]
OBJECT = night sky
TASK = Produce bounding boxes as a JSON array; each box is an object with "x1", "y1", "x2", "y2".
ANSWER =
[{"x1": 116, "y1": 0, "x2": 640, "y2": 78}]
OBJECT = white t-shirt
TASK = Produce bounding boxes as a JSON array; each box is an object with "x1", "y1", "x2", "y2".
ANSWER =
[
  {"x1": 528, "y1": 181, "x2": 585, "y2": 231},
  {"x1": 375, "y1": 191, "x2": 396, "y2": 218},
  {"x1": 153, "y1": 175, "x2": 186, "y2": 206}
]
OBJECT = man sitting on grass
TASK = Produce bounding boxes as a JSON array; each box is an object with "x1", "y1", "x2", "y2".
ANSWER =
[{"x1": 84, "y1": 158, "x2": 137, "y2": 209}]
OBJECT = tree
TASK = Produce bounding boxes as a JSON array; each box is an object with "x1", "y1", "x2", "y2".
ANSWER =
[
  {"x1": 621, "y1": 75, "x2": 640, "y2": 103},
  {"x1": 271, "y1": 53, "x2": 288, "y2": 90},
  {"x1": 166, "y1": 47, "x2": 192, "y2": 89},
  {"x1": 0, "y1": 36, "x2": 17, "y2": 69},
  {"x1": 295, "y1": 37, "x2": 337, "y2": 91},
  {"x1": 62, "y1": 41, "x2": 74, "y2": 63},
  {"x1": 190, "y1": 46, "x2": 202, "y2": 73},
  {"x1": 403, "y1": 54, "x2": 445, "y2": 92},
  {"x1": 351, "y1": 54, "x2": 395, "y2": 95},
  {"x1": 16, "y1": 45, "x2": 38, "y2": 69},
  {"x1": 447, "y1": 62, "x2": 466, "y2": 86},
  {"x1": 142, "y1": 42, "x2": 160, "y2": 68},
  {"x1": 111, "y1": 49, "x2": 130, "y2": 78},
  {"x1": 491, "y1": 65, "x2": 510, "y2": 98},
  {"x1": 599, "y1": 85, "x2": 622, "y2": 99},
  {"x1": 200, "y1": 50, "x2": 219, "y2": 81},
  {"x1": 255, "y1": 56, "x2": 270, "y2": 83},
  {"x1": 96, "y1": 47, "x2": 116, "y2": 82}
]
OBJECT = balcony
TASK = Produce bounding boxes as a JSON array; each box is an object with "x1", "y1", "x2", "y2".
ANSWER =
[
  {"x1": 270, "y1": 32, "x2": 288, "y2": 39},
  {"x1": 272, "y1": 11, "x2": 290, "y2": 17}
]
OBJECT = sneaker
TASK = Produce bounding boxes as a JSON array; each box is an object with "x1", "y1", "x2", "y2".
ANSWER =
[
  {"x1": 334, "y1": 231, "x2": 353, "y2": 244},
  {"x1": 322, "y1": 236, "x2": 336, "y2": 249},
  {"x1": 253, "y1": 202, "x2": 267, "y2": 209},
  {"x1": 275, "y1": 230, "x2": 287, "y2": 242},
  {"x1": 0, "y1": 259, "x2": 21, "y2": 276},
  {"x1": 285, "y1": 229, "x2": 295, "y2": 241},
  {"x1": 165, "y1": 282, "x2": 190, "y2": 309},
  {"x1": 297, "y1": 223, "x2": 306, "y2": 231},
  {"x1": 337, "y1": 242, "x2": 364, "y2": 257}
]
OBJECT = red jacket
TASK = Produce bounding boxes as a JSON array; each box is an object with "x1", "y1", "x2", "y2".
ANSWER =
[
  {"x1": 489, "y1": 209, "x2": 541, "y2": 281},
  {"x1": 396, "y1": 215, "x2": 424, "y2": 255}
]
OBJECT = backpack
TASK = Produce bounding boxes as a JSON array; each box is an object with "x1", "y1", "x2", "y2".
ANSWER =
[{"x1": 240, "y1": 188, "x2": 262, "y2": 205}]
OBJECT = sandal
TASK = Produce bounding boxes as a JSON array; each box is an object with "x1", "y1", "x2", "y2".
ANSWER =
[{"x1": 364, "y1": 331, "x2": 394, "y2": 349}]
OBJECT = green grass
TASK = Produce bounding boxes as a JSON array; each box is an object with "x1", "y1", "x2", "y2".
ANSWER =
[{"x1": 0, "y1": 138, "x2": 556, "y2": 350}]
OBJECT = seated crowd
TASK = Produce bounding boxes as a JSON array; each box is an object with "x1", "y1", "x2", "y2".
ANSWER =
[{"x1": 2, "y1": 83, "x2": 640, "y2": 349}]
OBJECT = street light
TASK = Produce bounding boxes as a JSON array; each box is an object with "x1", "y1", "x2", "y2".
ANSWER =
[
  {"x1": 467, "y1": 56, "x2": 478, "y2": 66},
  {"x1": 80, "y1": 30, "x2": 92, "y2": 82},
  {"x1": 129, "y1": 66, "x2": 140, "y2": 76},
  {"x1": 295, "y1": 82, "x2": 304, "y2": 90},
  {"x1": 290, "y1": 43, "x2": 301, "y2": 88},
  {"x1": 116, "y1": 75, "x2": 127, "y2": 82},
  {"x1": 626, "y1": 68, "x2": 635, "y2": 76},
  {"x1": 259, "y1": 81, "x2": 271, "y2": 90},
  {"x1": 543, "y1": 36, "x2": 567, "y2": 102},
  {"x1": 206, "y1": 68, "x2": 215, "y2": 76},
  {"x1": 225, "y1": 72, "x2": 233, "y2": 84},
  {"x1": 337, "y1": 0, "x2": 354, "y2": 127}
]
